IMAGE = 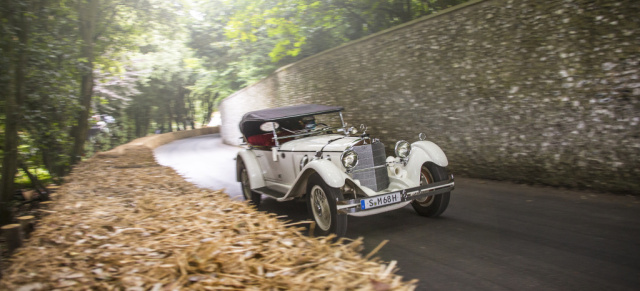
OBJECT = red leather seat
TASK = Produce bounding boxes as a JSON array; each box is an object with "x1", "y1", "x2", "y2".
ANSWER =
[
  {"x1": 247, "y1": 133, "x2": 276, "y2": 147},
  {"x1": 247, "y1": 132, "x2": 294, "y2": 147}
]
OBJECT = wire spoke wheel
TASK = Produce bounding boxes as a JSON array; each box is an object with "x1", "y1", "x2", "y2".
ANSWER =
[
  {"x1": 415, "y1": 167, "x2": 435, "y2": 207},
  {"x1": 310, "y1": 185, "x2": 331, "y2": 231},
  {"x1": 238, "y1": 159, "x2": 260, "y2": 207},
  {"x1": 241, "y1": 169, "x2": 251, "y2": 200},
  {"x1": 306, "y1": 173, "x2": 347, "y2": 237},
  {"x1": 411, "y1": 163, "x2": 451, "y2": 217}
]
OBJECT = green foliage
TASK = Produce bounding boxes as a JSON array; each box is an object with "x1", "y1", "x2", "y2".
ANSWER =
[
  {"x1": 15, "y1": 167, "x2": 52, "y2": 188},
  {"x1": 221, "y1": 0, "x2": 468, "y2": 63},
  {"x1": 20, "y1": 0, "x2": 81, "y2": 179},
  {"x1": 183, "y1": 0, "x2": 471, "y2": 117}
]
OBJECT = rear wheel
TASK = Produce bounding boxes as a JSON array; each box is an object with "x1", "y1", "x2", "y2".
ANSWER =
[
  {"x1": 411, "y1": 163, "x2": 450, "y2": 217},
  {"x1": 238, "y1": 160, "x2": 261, "y2": 207},
  {"x1": 306, "y1": 173, "x2": 347, "y2": 237}
]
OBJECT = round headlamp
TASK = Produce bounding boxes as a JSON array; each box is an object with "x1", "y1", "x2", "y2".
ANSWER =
[
  {"x1": 340, "y1": 150, "x2": 358, "y2": 170},
  {"x1": 395, "y1": 140, "x2": 411, "y2": 159}
]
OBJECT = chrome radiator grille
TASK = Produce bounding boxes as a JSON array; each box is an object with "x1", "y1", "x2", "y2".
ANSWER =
[{"x1": 351, "y1": 142, "x2": 389, "y2": 192}]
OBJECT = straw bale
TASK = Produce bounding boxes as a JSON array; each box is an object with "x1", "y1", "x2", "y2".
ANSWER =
[{"x1": 0, "y1": 145, "x2": 416, "y2": 290}]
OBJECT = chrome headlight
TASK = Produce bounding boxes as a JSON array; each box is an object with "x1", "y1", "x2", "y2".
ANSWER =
[
  {"x1": 340, "y1": 150, "x2": 358, "y2": 170},
  {"x1": 395, "y1": 140, "x2": 411, "y2": 159}
]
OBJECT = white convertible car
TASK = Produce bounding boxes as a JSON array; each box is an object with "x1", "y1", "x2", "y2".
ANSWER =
[{"x1": 236, "y1": 104, "x2": 454, "y2": 236}]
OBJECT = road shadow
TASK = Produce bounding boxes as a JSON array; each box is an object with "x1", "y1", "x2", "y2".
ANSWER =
[
  {"x1": 257, "y1": 196, "x2": 309, "y2": 222},
  {"x1": 255, "y1": 195, "x2": 451, "y2": 241}
]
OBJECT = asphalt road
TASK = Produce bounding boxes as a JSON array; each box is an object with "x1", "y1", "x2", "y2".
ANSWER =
[{"x1": 154, "y1": 133, "x2": 640, "y2": 291}]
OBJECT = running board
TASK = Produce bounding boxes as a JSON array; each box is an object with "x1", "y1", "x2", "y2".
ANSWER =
[{"x1": 253, "y1": 187, "x2": 286, "y2": 199}]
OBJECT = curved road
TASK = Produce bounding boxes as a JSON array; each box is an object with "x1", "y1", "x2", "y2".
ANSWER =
[{"x1": 155, "y1": 134, "x2": 640, "y2": 291}]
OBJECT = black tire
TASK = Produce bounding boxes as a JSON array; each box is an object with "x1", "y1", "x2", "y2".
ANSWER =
[
  {"x1": 306, "y1": 173, "x2": 347, "y2": 237},
  {"x1": 238, "y1": 160, "x2": 261, "y2": 207},
  {"x1": 411, "y1": 163, "x2": 450, "y2": 217}
]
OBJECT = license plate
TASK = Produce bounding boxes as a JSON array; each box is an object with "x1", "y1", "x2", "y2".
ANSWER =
[{"x1": 361, "y1": 193, "x2": 402, "y2": 210}]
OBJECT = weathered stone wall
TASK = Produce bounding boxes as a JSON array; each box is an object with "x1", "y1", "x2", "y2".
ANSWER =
[{"x1": 220, "y1": 0, "x2": 640, "y2": 194}]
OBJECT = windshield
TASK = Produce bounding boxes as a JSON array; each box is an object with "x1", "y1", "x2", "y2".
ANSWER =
[{"x1": 274, "y1": 112, "x2": 345, "y2": 141}]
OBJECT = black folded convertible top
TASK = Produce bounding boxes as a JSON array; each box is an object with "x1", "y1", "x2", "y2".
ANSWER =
[{"x1": 239, "y1": 104, "x2": 343, "y2": 137}]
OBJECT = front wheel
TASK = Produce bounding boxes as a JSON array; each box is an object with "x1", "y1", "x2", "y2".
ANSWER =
[
  {"x1": 411, "y1": 163, "x2": 450, "y2": 217},
  {"x1": 306, "y1": 173, "x2": 347, "y2": 237},
  {"x1": 238, "y1": 160, "x2": 261, "y2": 207}
]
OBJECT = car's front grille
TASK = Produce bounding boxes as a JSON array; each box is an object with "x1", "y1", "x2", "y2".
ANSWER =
[{"x1": 351, "y1": 141, "x2": 389, "y2": 192}]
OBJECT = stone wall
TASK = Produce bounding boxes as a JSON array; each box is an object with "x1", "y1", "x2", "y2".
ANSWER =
[{"x1": 220, "y1": 0, "x2": 640, "y2": 194}]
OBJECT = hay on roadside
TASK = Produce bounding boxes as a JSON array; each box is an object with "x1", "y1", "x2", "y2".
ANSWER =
[{"x1": 0, "y1": 146, "x2": 416, "y2": 290}]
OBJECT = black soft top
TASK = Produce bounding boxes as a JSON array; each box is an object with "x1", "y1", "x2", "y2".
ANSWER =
[{"x1": 239, "y1": 104, "x2": 343, "y2": 137}]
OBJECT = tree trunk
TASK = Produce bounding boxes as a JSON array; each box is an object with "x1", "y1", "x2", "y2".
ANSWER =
[
  {"x1": 143, "y1": 106, "x2": 150, "y2": 134},
  {"x1": 406, "y1": 0, "x2": 412, "y2": 20},
  {"x1": 19, "y1": 162, "x2": 50, "y2": 200},
  {"x1": 134, "y1": 106, "x2": 142, "y2": 137},
  {"x1": 71, "y1": 0, "x2": 98, "y2": 165},
  {"x1": 1, "y1": 1, "x2": 29, "y2": 226},
  {"x1": 186, "y1": 96, "x2": 195, "y2": 129},
  {"x1": 41, "y1": 146, "x2": 66, "y2": 180},
  {"x1": 1, "y1": 224, "x2": 23, "y2": 252},
  {"x1": 166, "y1": 101, "x2": 174, "y2": 132},
  {"x1": 0, "y1": 4, "x2": 15, "y2": 226},
  {"x1": 178, "y1": 86, "x2": 188, "y2": 130},
  {"x1": 203, "y1": 92, "x2": 217, "y2": 126}
]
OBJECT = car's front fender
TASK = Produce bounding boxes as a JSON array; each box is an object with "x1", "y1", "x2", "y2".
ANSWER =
[
  {"x1": 305, "y1": 159, "x2": 350, "y2": 188},
  {"x1": 405, "y1": 141, "x2": 449, "y2": 183},
  {"x1": 281, "y1": 159, "x2": 350, "y2": 200},
  {"x1": 236, "y1": 150, "x2": 266, "y2": 189}
]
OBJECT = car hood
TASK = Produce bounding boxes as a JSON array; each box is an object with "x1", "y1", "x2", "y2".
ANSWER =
[{"x1": 280, "y1": 134, "x2": 361, "y2": 152}]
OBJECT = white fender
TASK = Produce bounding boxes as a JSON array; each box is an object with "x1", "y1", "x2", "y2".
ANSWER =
[
  {"x1": 405, "y1": 141, "x2": 449, "y2": 183},
  {"x1": 304, "y1": 159, "x2": 350, "y2": 188},
  {"x1": 236, "y1": 150, "x2": 266, "y2": 189},
  {"x1": 412, "y1": 141, "x2": 449, "y2": 167},
  {"x1": 281, "y1": 159, "x2": 350, "y2": 200}
]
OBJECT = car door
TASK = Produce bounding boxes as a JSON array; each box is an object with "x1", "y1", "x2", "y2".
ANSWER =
[{"x1": 255, "y1": 149, "x2": 280, "y2": 182}]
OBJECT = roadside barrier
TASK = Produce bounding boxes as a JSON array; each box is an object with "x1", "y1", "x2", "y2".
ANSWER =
[{"x1": 0, "y1": 127, "x2": 415, "y2": 290}]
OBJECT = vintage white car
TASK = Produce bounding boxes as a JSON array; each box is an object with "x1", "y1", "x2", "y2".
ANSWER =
[{"x1": 236, "y1": 104, "x2": 454, "y2": 236}]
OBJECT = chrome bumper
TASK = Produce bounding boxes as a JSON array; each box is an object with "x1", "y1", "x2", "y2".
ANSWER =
[{"x1": 336, "y1": 175, "x2": 455, "y2": 214}]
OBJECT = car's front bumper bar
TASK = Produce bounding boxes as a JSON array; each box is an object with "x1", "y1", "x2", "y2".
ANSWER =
[{"x1": 336, "y1": 175, "x2": 455, "y2": 215}]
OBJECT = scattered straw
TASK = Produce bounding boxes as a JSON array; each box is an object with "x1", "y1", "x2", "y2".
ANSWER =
[{"x1": 0, "y1": 146, "x2": 416, "y2": 290}]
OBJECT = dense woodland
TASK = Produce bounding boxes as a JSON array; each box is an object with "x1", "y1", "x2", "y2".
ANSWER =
[{"x1": 0, "y1": 0, "x2": 467, "y2": 224}]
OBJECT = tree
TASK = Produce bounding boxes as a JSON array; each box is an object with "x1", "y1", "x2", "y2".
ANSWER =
[
  {"x1": 223, "y1": 0, "x2": 469, "y2": 62},
  {"x1": 69, "y1": 0, "x2": 98, "y2": 164},
  {"x1": 1, "y1": 0, "x2": 31, "y2": 225},
  {"x1": 69, "y1": 0, "x2": 174, "y2": 163},
  {"x1": 128, "y1": 28, "x2": 197, "y2": 134},
  {"x1": 0, "y1": 0, "x2": 179, "y2": 224},
  {"x1": 23, "y1": 1, "x2": 80, "y2": 180},
  {"x1": 186, "y1": 0, "x2": 470, "y2": 108}
]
